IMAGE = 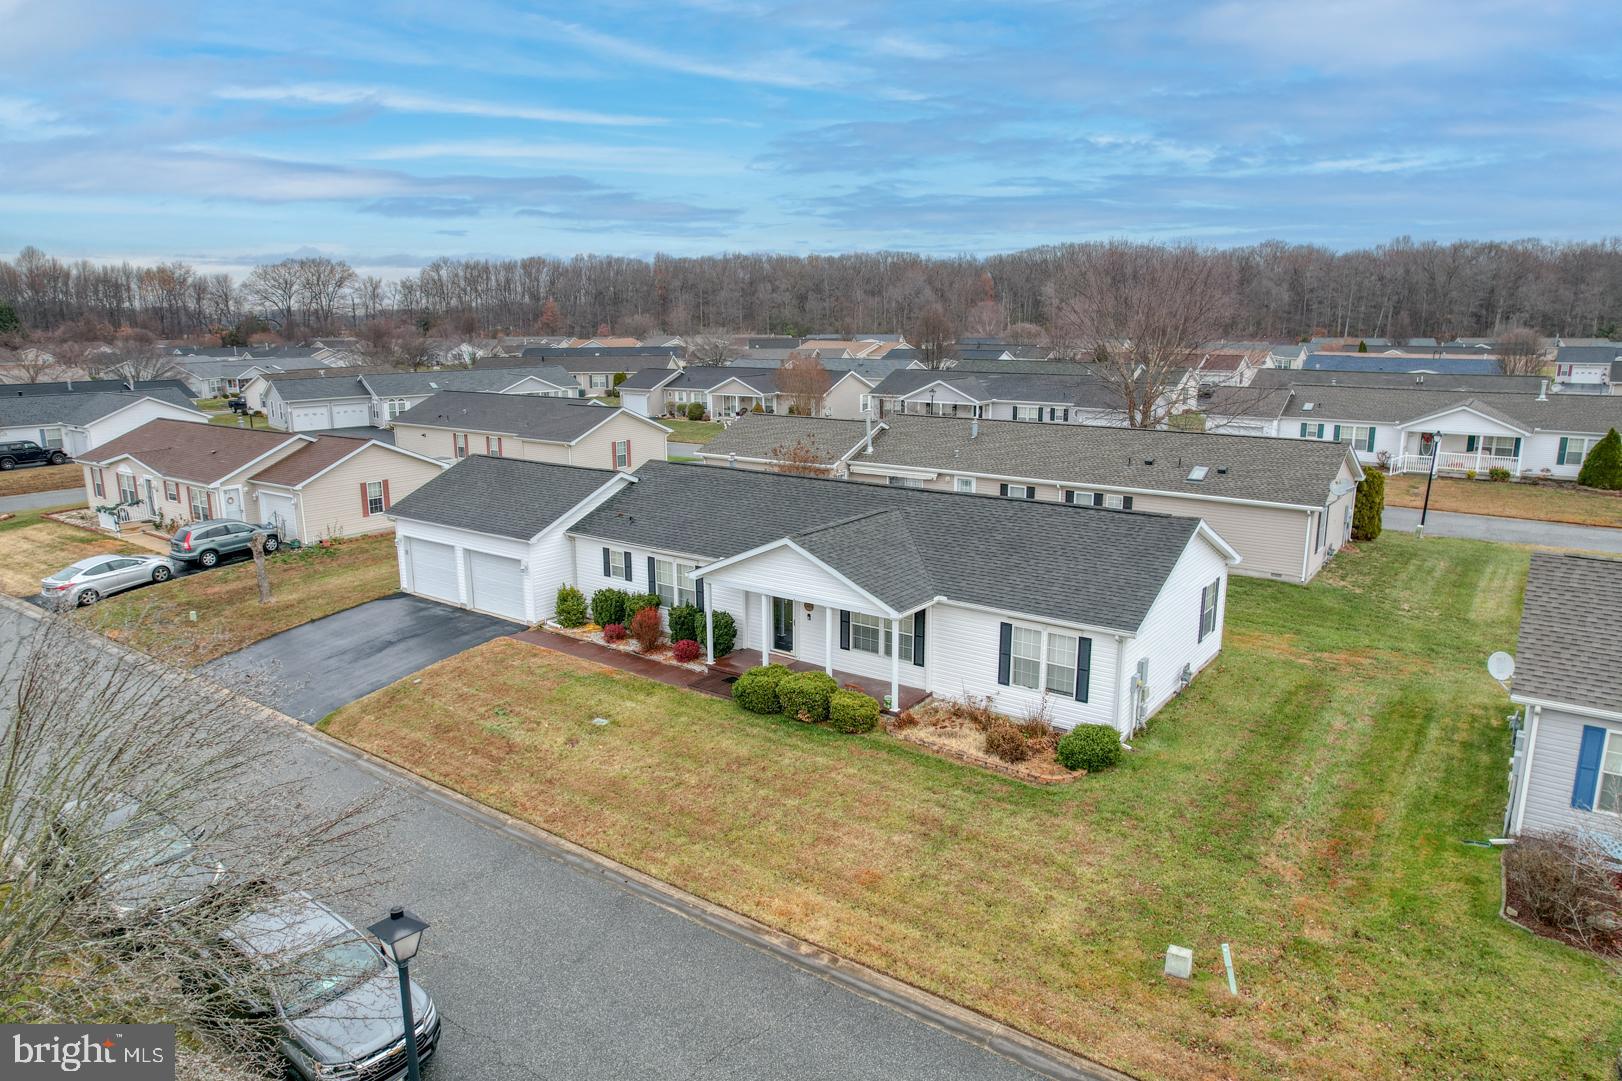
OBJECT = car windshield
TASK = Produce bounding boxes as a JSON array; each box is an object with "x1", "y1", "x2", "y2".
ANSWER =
[
  {"x1": 113, "y1": 819, "x2": 195, "y2": 871},
  {"x1": 275, "y1": 939, "x2": 387, "y2": 1015}
]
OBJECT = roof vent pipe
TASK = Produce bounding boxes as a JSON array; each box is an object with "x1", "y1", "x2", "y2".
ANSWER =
[
  {"x1": 1537, "y1": 379, "x2": 1548, "y2": 401},
  {"x1": 864, "y1": 412, "x2": 874, "y2": 454},
  {"x1": 970, "y1": 418, "x2": 979, "y2": 439},
  {"x1": 728, "y1": 451, "x2": 737, "y2": 468}
]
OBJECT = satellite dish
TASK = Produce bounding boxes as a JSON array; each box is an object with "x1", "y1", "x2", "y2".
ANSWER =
[{"x1": 1487, "y1": 652, "x2": 1515, "y2": 682}]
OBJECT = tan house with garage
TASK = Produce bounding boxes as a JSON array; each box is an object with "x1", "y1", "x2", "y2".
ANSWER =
[
  {"x1": 75, "y1": 419, "x2": 445, "y2": 541},
  {"x1": 700, "y1": 412, "x2": 1364, "y2": 584},
  {"x1": 390, "y1": 391, "x2": 671, "y2": 471}
]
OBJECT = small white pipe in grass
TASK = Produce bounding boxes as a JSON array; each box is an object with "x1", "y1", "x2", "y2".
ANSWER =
[{"x1": 1221, "y1": 943, "x2": 1238, "y2": 996}]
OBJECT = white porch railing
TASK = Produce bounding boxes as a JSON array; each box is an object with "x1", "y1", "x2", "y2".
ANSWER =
[{"x1": 1392, "y1": 452, "x2": 1519, "y2": 476}]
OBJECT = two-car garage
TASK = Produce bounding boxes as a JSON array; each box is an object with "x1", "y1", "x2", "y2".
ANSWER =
[
  {"x1": 289, "y1": 398, "x2": 372, "y2": 432},
  {"x1": 400, "y1": 533, "x2": 530, "y2": 624}
]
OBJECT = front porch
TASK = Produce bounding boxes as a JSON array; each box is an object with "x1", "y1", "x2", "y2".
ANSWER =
[{"x1": 702, "y1": 651, "x2": 931, "y2": 711}]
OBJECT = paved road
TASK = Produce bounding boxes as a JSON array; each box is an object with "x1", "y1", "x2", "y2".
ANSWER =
[
  {"x1": 0, "y1": 603, "x2": 1074, "y2": 1080},
  {"x1": 1383, "y1": 506, "x2": 1622, "y2": 553},
  {"x1": 0, "y1": 487, "x2": 85, "y2": 513},
  {"x1": 202, "y1": 594, "x2": 518, "y2": 723}
]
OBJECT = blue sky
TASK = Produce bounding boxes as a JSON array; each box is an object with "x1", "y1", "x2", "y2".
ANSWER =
[{"x1": 1, "y1": 0, "x2": 1618, "y2": 277}]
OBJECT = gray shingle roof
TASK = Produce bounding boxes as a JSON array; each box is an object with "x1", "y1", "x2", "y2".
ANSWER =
[
  {"x1": 1301, "y1": 354, "x2": 1503, "y2": 375},
  {"x1": 504, "y1": 349, "x2": 683, "y2": 371},
  {"x1": 388, "y1": 455, "x2": 620, "y2": 540},
  {"x1": 870, "y1": 368, "x2": 1128, "y2": 411},
  {"x1": 703, "y1": 414, "x2": 876, "y2": 465},
  {"x1": 391, "y1": 391, "x2": 628, "y2": 443},
  {"x1": 1249, "y1": 369, "x2": 1545, "y2": 394},
  {"x1": 703, "y1": 412, "x2": 1355, "y2": 509},
  {"x1": 1277, "y1": 385, "x2": 1622, "y2": 433},
  {"x1": 264, "y1": 375, "x2": 371, "y2": 403},
  {"x1": 1553, "y1": 345, "x2": 1622, "y2": 366},
  {"x1": 360, "y1": 367, "x2": 575, "y2": 396},
  {"x1": 615, "y1": 367, "x2": 684, "y2": 391},
  {"x1": 1513, "y1": 552, "x2": 1622, "y2": 716},
  {"x1": 0, "y1": 390, "x2": 198, "y2": 426},
  {"x1": 571, "y1": 461, "x2": 1204, "y2": 632},
  {"x1": 0, "y1": 378, "x2": 192, "y2": 399}
]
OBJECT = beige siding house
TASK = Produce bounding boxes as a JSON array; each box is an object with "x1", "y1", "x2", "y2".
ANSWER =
[
  {"x1": 247, "y1": 438, "x2": 447, "y2": 541},
  {"x1": 391, "y1": 391, "x2": 670, "y2": 471},
  {"x1": 700, "y1": 413, "x2": 1364, "y2": 585}
]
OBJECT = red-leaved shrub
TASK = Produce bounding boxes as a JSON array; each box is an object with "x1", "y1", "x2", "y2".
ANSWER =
[
  {"x1": 629, "y1": 607, "x2": 663, "y2": 652},
  {"x1": 672, "y1": 639, "x2": 701, "y2": 663},
  {"x1": 601, "y1": 623, "x2": 626, "y2": 643}
]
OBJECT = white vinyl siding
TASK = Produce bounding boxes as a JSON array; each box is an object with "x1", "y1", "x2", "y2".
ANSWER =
[
  {"x1": 1518, "y1": 708, "x2": 1622, "y2": 835},
  {"x1": 1119, "y1": 533, "x2": 1230, "y2": 730}
]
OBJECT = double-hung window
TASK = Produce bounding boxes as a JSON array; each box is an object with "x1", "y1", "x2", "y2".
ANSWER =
[
  {"x1": 1008, "y1": 627, "x2": 1043, "y2": 689},
  {"x1": 366, "y1": 481, "x2": 385, "y2": 515},
  {"x1": 453, "y1": 433, "x2": 469, "y2": 459},
  {"x1": 954, "y1": 476, "x2": 976, "y2": 493},
  {"x1": 163, "y1": 480, "x2": 179, "y2": 502},
  {"x1": 116, "y1": 473, "x2": 138, "y2": 504},
  {"x1": 1560, "y1": 436, "x2": 1597, "y2": 466},
  {"x1": 859, "y1": 394, "x2": 873, "y2": 415},
  {"x1": 1599, "y1": 732, "x2": 1622, "y2": 815},
  {"x1": 92, "y1": 469, "x2": 105, "y2": 498},
  {"x1": 886, "y1": 475, "x2": 922, "y2": 488},
  {"x1": 1002, "y1": 624, "x2": 1086, "y2": 699},
  {"x1": 1198, "y1": 579, "x2": 1220, "y2": 641},
  {"x1": 1299, "y1": 422, "x2": 1326, "y2": 439},
  {"x1": 1044, "y1": 634, "x2": 1078, "y2": 695},
  {"x1": 1066, "y1": 490, "x2": 1132, "y2": 509},
  {"x1": 1339, "y1": 425, "x2": 1375, "y2": 451},
  {"x1": 846, "y1": 612, "x2": 911, "y2": 659},
  {"x1": 1013, "y1": 405, "x2": 1042, "y2": 422},
  {"x1": 613, "y1": 440, "x2": 630, "y2": 469},
  {"x1": 1479, "y1": 435, "x2": 1518, "y2": 458},
  {"x1": 190, "y1": 487, "x2": 211, "y2": 521},
  {"x1": 39, "y1": 427, "x2": 63, "y2": 449},
  {"x1": 654, "y1": 559, "x2": 698, "y2": 608},
  {"x1": 999, "y1": 483, "x2": 1035, "y2": 500},
  {"x1": 590, "y1": 373, "x2": 609, "y2": 390}
]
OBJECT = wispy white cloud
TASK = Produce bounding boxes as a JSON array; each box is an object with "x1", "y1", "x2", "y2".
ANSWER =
[
  {"x1": 536, "y1": 20, "x2": 851, "y2": 89},
  {"x1": 214, "y1": 83, "x2": 663, "y2": 127},
  {"x1": 358, "y1": 139, "x2": 744, "y2": 175},
  {"x1": 0, "y1": 95, "x2": 89, "y2": 138}
]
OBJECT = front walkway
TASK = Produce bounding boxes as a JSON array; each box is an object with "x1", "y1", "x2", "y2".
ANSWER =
[
  {"x1": 1382, "y1": 506, "x2": 1622, "y2": 553},
  {"x1": 513, "y1": 628, "x2": 930, "y2": 711}
]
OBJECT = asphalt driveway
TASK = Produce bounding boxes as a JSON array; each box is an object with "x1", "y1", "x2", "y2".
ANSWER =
[{"x1": 203, "y1": 594, "x2": 517, "y2": 723}]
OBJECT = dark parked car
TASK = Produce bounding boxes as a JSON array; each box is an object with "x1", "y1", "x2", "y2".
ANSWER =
[
  {"x1": 0, "y1": 439, "x2": 69, "y2": 470},
  {"x1": 228, "y1": 397, "x2": 250, "y2": 414},
  {"x1": 170, "y1": 519, "x2": 281, "y2": 568},
  {"x1": 222, "y1": 894, "x2": 441, "y2": 1081}
]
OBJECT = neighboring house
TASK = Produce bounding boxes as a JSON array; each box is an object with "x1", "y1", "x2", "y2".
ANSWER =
[
  {"x1": 1248, "y1": 369, "x2": 1545, "y2": 394},
  {"x1": 493, "y1": 349, "x2": 686, "y2": 396},
  {"x1": 619, "y1": 362, "x2": 911, "y2": 421},
  {"x1": 1503, "y1": 552, "x2": 1622, "y2": 848},
  {"x1": 262, "y1": 367, "x2": 579, "y2": 431},
  {"x1": 390, "y1": 391, "x2": 669, "y2": 469},
  {"x1": 700, "y1": 412, "x2": 1361, "y2": 584},
  {"x1": 1205, "y1": 381, "x2": 1622, "y2": 479},
  {"x1": 0, "y1": 392, "x2": 209, "y2": 457},
  {"x1": 389, "y1": 457, "x2": 1239, "y2": 733},
  {"x1": 1552, "y1": 345, "x2": 1622, "y2": 392},
  {"x1": 263, "y1": 374, "x2": 375, "y2": 431},
  {"x1": 1190, "y1": 349, "x2": 1267, "y2": 391},
  {"x1": 867, "y1": 369, "x2": 1141, "y2": 426},
  {"x1": 76, "y1": 419, "x2": 444, "y2": 540},
  {"x1": 0, "y1": 378, "x2": 194, "y2": 399},
  {"x1": 171, "y1": 354, "x2": 338, "y2": 398},
  {"x1": 1300, "y1": 354, "x2": 1504, "y2": 376}
]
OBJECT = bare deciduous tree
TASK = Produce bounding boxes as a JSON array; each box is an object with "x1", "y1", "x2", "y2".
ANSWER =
[
  {"x1": 248, "y1": 531, "x2": 273, "y2": 604},
  {"x1": 242, "y1": 262, "x2": 303, "y2": 337},
  {"x1": 1052, "y1": 243, "x2": 1236, "y2": 428},
  {"x1": 911, "y1": 304, "x2": 957, "y2": 369},
  {"x1": 683, "y1": 329, "x2": 737, "y2": 365},
  {"x1": 1496, "y1": 326, "x2": 1545, "y2": 376},
  {"x1": 767, "y1": 437, "x2": 839, "y2": 476},
  {"x1": 778, "y1": 354, "x2": 832, "y2": 416}
]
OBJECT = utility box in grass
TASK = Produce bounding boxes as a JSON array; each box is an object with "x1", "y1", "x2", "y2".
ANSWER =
[{"x1": 1164, "y1": 945, "x2": 1193, "y2": 980}]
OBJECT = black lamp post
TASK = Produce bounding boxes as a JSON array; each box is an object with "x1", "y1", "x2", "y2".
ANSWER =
[
  {"x1": 368, "y1": 906, "x2": 429, "y2": 1081},
  {"x1": 1418, "y1": 429, "x2": 1441, "y2": 536}
]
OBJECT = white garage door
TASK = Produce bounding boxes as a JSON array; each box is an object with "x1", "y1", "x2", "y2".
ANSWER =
[
  {"x1": 466, "y1": 551, "x2": 526, "y2": 622},
  {"x1": 258, "y1": 491, "x2": 300, "y2": 540},
  {"x1": 330, "y1": 401, "x2": 371, "y2": 428},
  {"x1": 407, "y1": 539, "x2": 460, "y2": 605},
  {"x1": 290, "y1": 406, "x2": 330, "y2": 432}
]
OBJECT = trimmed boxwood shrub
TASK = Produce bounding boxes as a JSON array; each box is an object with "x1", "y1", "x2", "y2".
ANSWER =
[
  {"x1": 668, "y1": 604, "x2": 701, "y2": 643},
  {"x1": 554, "y1": 585, "x2": 588, "y2": 627},
  {"x1": 828, "y1": 689, "x2": 880, "y2": 733},
  {"x1": 626, "y1": 592, "x2": 661, "y2": 614},
  {"x1": 698, "y1": 610, "x2": 737, "y2": 657},
  {"x1": 1057, "y1": 724, "x2": 1123, "y2": 772},
  {"x1": 590, "y1": 588, "x2": 629, "y2": 628},
  {"x1": 672, "y1": 639, "x2": 701, "y2": 663},
  {"x1": 732, "y1": 664, "x2": 791, "y2": 714},
  {"x1": 778, "y1": 671, "x2": 838, "y2": 722},
  {"x1": 685, "y1": 401, "x2": 706, "y2": 421},
  {"x1": 602, "y1": 622, "x2": 626, "y2": 643}
]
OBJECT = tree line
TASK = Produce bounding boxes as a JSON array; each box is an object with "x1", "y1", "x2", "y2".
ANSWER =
[{"x1": 2, "y1": 237, "x2": 1620, "y2": 345}]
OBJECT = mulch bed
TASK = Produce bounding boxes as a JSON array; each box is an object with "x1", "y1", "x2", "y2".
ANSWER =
[
  {"x1": 545, "y1": 621, "x2": 707, "y2": 673},
  {"x1": 889, "y1": 700, "x2": 1081, "y2": 785},
  {"x1": 1502, "y1": 870, "x2": 1622, "y2": 959}
]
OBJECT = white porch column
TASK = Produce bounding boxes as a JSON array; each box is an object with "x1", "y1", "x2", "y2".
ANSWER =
[
  {"x1": 760, "y1": 592, "x2": 770, "y2": 666},
  {"x1": 1475, "y1": 441, "x2": 1483, "y2": 472},
  {"x1": 823, "y1": 606, "x2": 834, "y2": 676},
  {"x1": 704, "y1": 600, "x2": 715, "y2": 664},
  {"x1": 889, "y1": 616, "x2": 900, "y2": 710}
]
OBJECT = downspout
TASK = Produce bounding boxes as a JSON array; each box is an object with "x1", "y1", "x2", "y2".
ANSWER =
[
  {"x1": 1300, "y1": 512, "x2": 1313, "y2": 583},
  {"x1": 1509, "y1": 704, "x2": 1540, "y2": 836},
  {"x1": 1111, "y1": 633, "x2": 1128, "y2": 736}
]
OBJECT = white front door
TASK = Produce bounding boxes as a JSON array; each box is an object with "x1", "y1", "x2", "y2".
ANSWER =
[
  {"x1": 407, "y1": 539, "x2": 460, "y2": 604},
  {"x1": 466, "y1": 550, "x2": 525, "y2": 622}
]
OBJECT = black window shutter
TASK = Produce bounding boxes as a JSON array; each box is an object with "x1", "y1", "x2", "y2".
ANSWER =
[
  {"x1": 647, "y1": 555, "x2": 656, "y2": 590},
  {"x1": 1075, "y1": 637, "x2": 1091, "y2": 702},
  {"x1": 695, "y1": 576, "x2": 705, "y2": 611},
  {"x1": 997, "y1": 622, "x2": 1012, "y2": 685},
  {"x1": 1092, "y1": 493, "x2": 1104, "y2": 507},
  {"x1": 602, "y1": 547, "x2": 611, "y2": 576},
  {"x1": 1196, "y1": 585, "x2": 1207, "y2": 642},
  {"x1": 912, "y1": 610, "x2": 925, "y2": 666},
  {"x1": 1123, "y1": 496, "x2": 1134, "y2": 510},
  {"x1": 839, "y1": 609, "x2": 851, "y2": 650},
  {"x1": 623, "y1": 550, "x2": 633, "y2": 580},
  {"x1": 999, "y1": 483, "x2": 1009, "y2": 497}
]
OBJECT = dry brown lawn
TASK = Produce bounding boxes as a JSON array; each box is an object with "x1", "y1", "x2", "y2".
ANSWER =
[
  {"x1": 83, "y1": 534, "x2": 401, "y2": 665},
  {"x1": 0, "y1": 511, "x2": 143, "y2": 596},
  {"x1": 323, "y1": 535, "x2": 1621, "y2": 1081},
  {"x1": 0, "y1": 464, "x2": 85, "y2": 498},
  {"x1": 1384, "y1": 472, "x2": 1622, "y2": 527}
]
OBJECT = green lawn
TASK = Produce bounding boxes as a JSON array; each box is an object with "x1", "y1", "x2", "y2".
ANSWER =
[
  {"x1": 207, "y1": 412, "x2": 272, "y2": 429},
  {"x1": 660, "y1": 418, "x2": 725, "y2": 444},
  {"x1": 1385, "y1": 471, "x2": 1622, "y2": 527},
  {"x1": 322, "y1": 535, "x2": 1622, "y2": 1080}
]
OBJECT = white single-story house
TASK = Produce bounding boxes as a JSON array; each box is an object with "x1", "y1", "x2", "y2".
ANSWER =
[
  {"x1": 76, "y1": 419, "x2": 445, "y2": 540},
  {"x1": 390, "y1": 391, "x2": 670, "y2": 469},
  {"x1": 0, "y1": 390, "x2": 208, "y2": 457},
  {"x1": 490, "y1": 350, "x2": 686, "y2": 397},
  {"x1": 700, "y1": 412, "x2": 1362, "y2": 584},
  {"x1": 1205, "y1": 380, "x2": 1622, "y2": 480},
  {"x1": 1503, "y1": 552, "x2": 1622, "y2": 852},
  {"x1": 388, "y1": 457, "x2": 1241, "y2": 735},
  {"x1": 261, "y1": 366, "x2": 579, "y2": 431},
  {"x1": 867, "y1": 367, "x2": 1156, "y2": 427},
  {"x1": 1552, "y1": 345, "x2": 1621, "y2": 392}
]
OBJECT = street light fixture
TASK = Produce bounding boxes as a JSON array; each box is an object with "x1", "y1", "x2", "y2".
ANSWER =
[{"x1": 368, "y1": 906, "x2": 429, "y2": 1081}]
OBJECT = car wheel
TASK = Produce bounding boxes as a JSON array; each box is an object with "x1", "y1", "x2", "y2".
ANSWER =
[
  {"x1": 199, "y1": 550, "x2": 219, "y2": 568},
  {"x1": 0, "y1": 458, "x2": 14, "y2": 471},
  {"x1": 76, "y1": 589, "x2": 100, "y2": 606},
  {"x1": 151, "y1": 565, "x2": 173, "y2": 583},
  {"x1": 47, "y1": 451, "x2": 67, "y2": 465},
  {"x1": 263, "y1": 536, "x2": 280, "y2": 553}
]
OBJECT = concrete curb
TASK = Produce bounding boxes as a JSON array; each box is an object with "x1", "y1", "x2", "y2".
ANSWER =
[{"x1": 0, "y1": 593, "x2": 1132, "y2": 1081}]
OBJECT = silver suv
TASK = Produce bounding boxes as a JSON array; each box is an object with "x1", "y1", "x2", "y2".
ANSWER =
[
  {"x1": 169, "y1": 519, "x2": 281, "y2": 568},
  {"x1": 223, "y1": 894, "x2": 440, "y2": 1080}
]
